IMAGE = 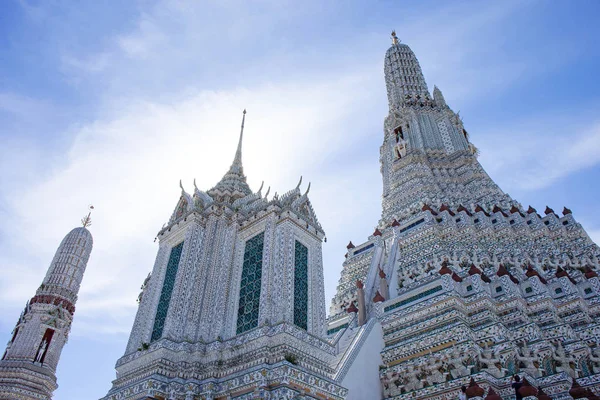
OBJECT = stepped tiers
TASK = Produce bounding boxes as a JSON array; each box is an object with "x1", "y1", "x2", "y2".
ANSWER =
[
  {"x1": 98, "y1": 33, "x2": 600, "y2": 400},
  {"x1": 327, "y1": 32, "x2": 600, "y2": 399},
  {"x1": 0, "y1": 226, "x2": 93, "y2": 400},
  {"x1": 381, "y1": 34, "x2": 508, "y2": 225}
]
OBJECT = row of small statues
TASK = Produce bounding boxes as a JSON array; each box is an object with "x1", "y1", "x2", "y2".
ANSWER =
[{"x1": 381, "y1": 342, "x2": 600, "y2": 396}]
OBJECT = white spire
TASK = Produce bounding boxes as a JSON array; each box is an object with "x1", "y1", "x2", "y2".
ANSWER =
[
  {"x1": 209, "y1": 109, "x2": 252, "y2": 198},
  {"x1": 230, "y1": 109, "x2": 246, "y2": 175}
]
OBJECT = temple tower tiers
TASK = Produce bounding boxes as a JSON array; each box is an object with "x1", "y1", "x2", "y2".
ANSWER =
[
  {"x1": 327, "y1": 32, "x2": 600, "y2": 399},
  {"x1": 103, "y1": 111, "x2": 347, "y2": 400},
  {"x1": 0, "y1": 218, "x2": 93, "y2": 400},
  {"x1": 380, "y1": 31, "x2": 511, "y2": 224}
]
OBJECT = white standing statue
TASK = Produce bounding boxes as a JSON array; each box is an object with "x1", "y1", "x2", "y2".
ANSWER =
[
  {"x1": 34, "y1": 339, "x2": 48, "y2": 363},
  {"x1": 425, "y1": 354, "x2": 447, "y2": 385},
  {"x1": 449, "y1": 347, "x2": 471, "y2": 378},
  {"x1": 403, "y1": 364, "x2": 423, "y2": 392},
  {"x1": 589, "y1": 346, "x2": 600, "y2": 375},
  {"x1": 479, "y1": 344, "x2": 505, "y2": 378},
  {"x1": 516, "y1": 343, "x2": 542, "y2": 378},
  {"x1": 381, "y1": 371, "x2": 400, "y2": 397},
  {"x1": 553, "y1": 342, "x2": 578, "y2": 378},
  {"x1": 395, "y1": 138, "x2": 407, "y2": 159}
]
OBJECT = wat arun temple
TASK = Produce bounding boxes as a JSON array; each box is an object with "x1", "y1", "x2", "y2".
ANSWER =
[{"x1": 2, "y1": 32, "x2": 600, "y2": 400}]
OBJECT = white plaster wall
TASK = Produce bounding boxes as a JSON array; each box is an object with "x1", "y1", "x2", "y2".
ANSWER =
[{"x1": 341, "y1": 321, "x2": 385, "y2": 400}]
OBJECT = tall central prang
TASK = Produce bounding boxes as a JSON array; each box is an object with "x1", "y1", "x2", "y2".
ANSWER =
[
  {"x1": 327, "y1": 31, "x2": 600, "y2": 400},
  {"x1": 380, "y1": 31, "x2": 511, "y2": 224}
]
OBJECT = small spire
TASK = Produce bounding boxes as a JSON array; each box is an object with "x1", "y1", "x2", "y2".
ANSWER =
[
  {"x1": 81, "y1": 205, "x2": 94, "y2": 228},
  {"x1": 209, "y1": 108, "x2": 252, "y2": 197},
  {"x1": 391, "y1": 30, "x2": 399, "y2": 45},
  {"x1": 231, "y1": 109, "x2": 246, "y2": 173}
]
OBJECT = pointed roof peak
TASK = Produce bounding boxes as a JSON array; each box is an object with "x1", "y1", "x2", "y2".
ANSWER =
[
  {"x1": 209, "y1": 109, "x2": 252, "y2": 199},
  {"x1": 230, "y1": 109, "x2": 246, "y2": 175}
]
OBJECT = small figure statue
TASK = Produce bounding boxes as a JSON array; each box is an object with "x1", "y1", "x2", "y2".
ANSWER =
[
  {"x1": 425, "y1": 354, "x2": 447, "y2": 385},
  {"x1": 479, "y1": 344, "x2": 505, "y2": 378},
  {"x1": 449, "y1": 347, "x2": 471, "y2": 378},
  {"x1": 553, "y1": 342, "x2": 578, "y2": 378},
  {"x1": 35, "y1": 338, "x2": 48, "y2": 363},
  {"x1": 403, "y1": 364, "x2": 423, "y2": 392},
  {"x1": 381, "y1": 371, "x2": 400, "y2": 397},
  {"x1": 589, "y1": 346, "x2": 600, "y2": 374},
  {"x1": 395, "y1": 138, "x2": 407, "y2": 159},
  {"x1": 516, "y1": 342, "x2": 542, "y2": 378}
]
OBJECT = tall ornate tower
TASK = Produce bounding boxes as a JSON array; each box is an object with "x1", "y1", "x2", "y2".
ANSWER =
[
  {"x1": 103, "y1": 112, "x2": 347, "y2": 400},
  {"x1": 328, "y1": 32, "x2": 600, "y2": 399},
  {"x1": 0, "y1": 213, "x2": 94, "y2": 400},
  {"x1": 380, "y1": 31, "x2": 511, "y2": 223}
]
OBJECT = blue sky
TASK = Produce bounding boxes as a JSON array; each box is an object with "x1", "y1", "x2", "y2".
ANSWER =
[{"x1": 1, "y1": 0, "x2": 600, "y2": 398}]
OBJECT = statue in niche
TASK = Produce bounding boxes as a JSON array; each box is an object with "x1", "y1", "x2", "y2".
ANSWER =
[
  {"x1": 479, "y1": 344, "x2": 505, "y2": 378},
  {"x1": 553, "y1": 342, "x2": 578, "y2": 378},
  {"x1": 35, "y1": 338, "x2": 48, "y2": 363},
  {"x1": 449, "y1": 347, "x2": 472, "y2": 378},
  {"x1": 395, "y1": 138, "x2": 407, "y2": 159},
  {"x1": 425, "y1": 354, "x2": 447, "y2": 385},
  {"x1": 516, "y1": 342, "x2": 542, "y2": 378},
  {"x1": 403, "y1": 364, "x2": 424, "y2": 392},
  {"x1": 589, "y1": 346, "x2": 600, "y2": 374}
]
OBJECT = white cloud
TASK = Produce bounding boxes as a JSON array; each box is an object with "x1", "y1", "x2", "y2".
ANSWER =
[
  {"x1": 117, "y1": 14, "x2": 167, "y2": 59},
  {"x1": 478, "y1": 117, "x2": 600, "y2": 190},
  {"x1": 61, "y1": 52, "x2": 111, "y2": 75}
]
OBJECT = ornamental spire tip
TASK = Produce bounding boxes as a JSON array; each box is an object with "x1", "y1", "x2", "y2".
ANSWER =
[
  {"x1": 224, "y1": 109, "x2": 247, "y2": 176},
  {"x1": 391, "y1": 30, "x2": 399, "y2": 45},
  {"x1": 81, "y1": 205, "x2": 94, "y2": 228}
]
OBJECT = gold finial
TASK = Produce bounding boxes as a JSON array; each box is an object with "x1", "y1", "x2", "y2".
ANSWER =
[
  {"x1": 81, "y1": 205, "x2": 94, "y2": 228},
  {"x1": 391, "y1": 30, "x2": 399, "y2": 45}
]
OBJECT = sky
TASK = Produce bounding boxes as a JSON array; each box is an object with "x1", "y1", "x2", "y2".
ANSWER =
[{"x1": 1, "y1": 0, "x2": 600, "y2": 398}]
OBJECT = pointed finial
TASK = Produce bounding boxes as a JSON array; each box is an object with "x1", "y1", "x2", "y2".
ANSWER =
[
  {"x1": 179, "y1": 179, "x2": 185, "y2": 192},
  {"x1": 391, "y1": 30, "x2": 399, "y2": 45},
  {"x1": 230, "y1": 109, "x2": 246, "y2": 174},
  {"x1": 304, "y1": 182, "x2": 311, "y2": 196},
  {"x1": 81, "y1": 205, "x2": 94, "y2": 228},
  {"x1": 257, "y1": 180, "x2": 264, "y2": 196},
  {"x1": 193, "y1": 178, "x2": 198, "y2": 190},
  {"x1": 295, "y1": 176, "x2": 303, "y2": 190}
]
